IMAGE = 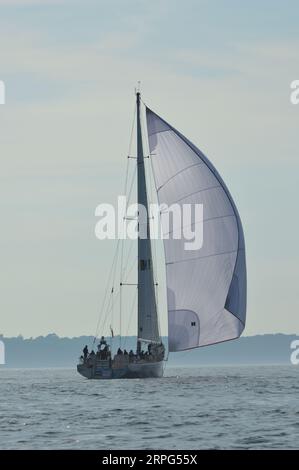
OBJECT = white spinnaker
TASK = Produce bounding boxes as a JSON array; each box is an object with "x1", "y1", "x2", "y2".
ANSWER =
[{"x1": 146, "y1": 107, "x2": 246, "y2": 352}]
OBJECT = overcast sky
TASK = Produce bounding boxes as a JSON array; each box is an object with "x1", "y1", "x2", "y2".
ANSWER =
[{"x1": 0, "y1": 0, "x2": 298, "y2": 338}]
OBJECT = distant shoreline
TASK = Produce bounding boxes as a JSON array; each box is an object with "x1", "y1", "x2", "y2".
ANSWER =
[
  {"x1": 0, "y1": 363, "x2": 294, "y2": 370},
  {"x1": 0, "y1": 333, "x2": 297, "y2": 368}
]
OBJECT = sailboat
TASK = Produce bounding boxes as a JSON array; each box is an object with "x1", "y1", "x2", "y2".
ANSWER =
[{"x1": 77, "y1": 90, "x2": 246, "y2": 379}]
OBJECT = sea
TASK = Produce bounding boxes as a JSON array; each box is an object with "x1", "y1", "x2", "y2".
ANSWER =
[{"x1": 0, "y1": 365, "x2": 298, "y2": 449}]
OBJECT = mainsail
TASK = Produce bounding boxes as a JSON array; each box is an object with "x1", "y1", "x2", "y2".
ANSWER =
[
  {"x1": 136, "y1": 93, "x2": 160, "y2": 344},
  {"x1": 146, "y1": 107, "x2": 246, "y2": 352}
]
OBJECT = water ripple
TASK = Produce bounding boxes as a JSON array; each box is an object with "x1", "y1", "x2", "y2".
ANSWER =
[{"x1": 0, "y1": 365, "x2": 298, "y2": 449}]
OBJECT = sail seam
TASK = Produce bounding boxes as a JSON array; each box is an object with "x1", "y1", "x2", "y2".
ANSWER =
[
  {"x1": 146, "y1": 107, "x2": 246, "y2": 349},
  {"x1": 166, "y1": 249, "x2": 238, "y2": 265},
  {"x1": 146, "y1": 107, "x2": 244, "y2": 313},
  {"x1": 148, "y1": 128, "x2": 171, "y2": 138},
  {"x1": 170, "y1": 333, "x2": 242, "y2": 352},
  {"x1": 146, "y1": 108, "x2": 242, "y2": 261},
  {"x1": 162, "y1": 184, "x2": 222, "y2": 204},
  {"x1": 157, "y1": 162, "x2": 203, "y2": 193},
  {"x1": 163, "y1": 213, "x2": 235, "y2": 237},
  {"x1": 171, "y1": 128, "x2": 243, "y2": 296}
]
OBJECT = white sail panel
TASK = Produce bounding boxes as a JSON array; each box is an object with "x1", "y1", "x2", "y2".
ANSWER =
[{"x1": 146, "y1": 108, "x2": 246, "y2": 351}]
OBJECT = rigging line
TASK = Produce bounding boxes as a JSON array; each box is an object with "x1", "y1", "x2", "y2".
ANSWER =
[
  {"x1": 101, "y1": 289, "x2": 121, "y2": 334},
  {"x1": 96, "y1": 240, "x2": 120, "y2": 336},
  {"x1": 95, "y1": 196, "x2": 124, "y2": 340},
  {"x1": 118, "y1": 101, "x2": 137, "y2": 347},
  {"x1": 120, "y1": 160, "x2": 137, "y2": 300},
  {"x1": 119, "y1": 220, "x2": 125, "y2": 348},
  {"x1": 93, "y1": 238, "x2": 120, "y2": 345},
  {"x1": 126, "y1": 163, "x2": 137, "y2": 206},
  {"x1": 111, "y1": 287, "x2": 114, "y2": 349},
  {"x1": 96, "y1": 281, "x2": 114, "y2": 339},
  {"x1": 101, "y1": 281, "x2": 131, "y2": 340},
  {"x1": 104, "y1": 294, "x2": 113, "y2": 333},
  {"x1": 99, "y1": 253, "x2": 138, "y2": 342},
  {"x1": 117, "y1": 101, "x2": 137, "y2": 349},
  {"x1": 128, "y1": 102, "x2": 137, "y2": 157},
  {"x1": 122, "y1": 146, "x2": 130, "y2": 207},
  {"x1": 101, "y1": 253, "x2": 138, "y2": 333},
  {"x1": 122, "y1": 254, "x2": 138, "y2": 284},
  {"x1": 101, "y1": 259, "x2": 139, "y2": 336},
  {"x1": 123, "y1": 287, "x2": 138, "y2": 349},
  {"x1": 94, "y1": 99, "x2": 137, "y2": 347},
  {"x1": 125, "y1": 256, "x2": 138, "y2": 279},
  {"x1": 97, "y1": 238, "x2": 120, "y2": 338},
  {"x1": 122, "y1": 239, "x2": 136, "y2": 281},
  {"x1": 119, "y1": 159, "x2": 129, "y2": 349},
  {"x1": 125, "y1": 101, "x2": 137, "y2": 204},
  {"x1": 119, "y1": 224, "x2": 136, "y2": 347}
]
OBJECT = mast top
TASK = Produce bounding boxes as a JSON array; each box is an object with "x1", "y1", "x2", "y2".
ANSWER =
[{"x1": 135, "y1": 81, "x2": 141, "y2": 103}]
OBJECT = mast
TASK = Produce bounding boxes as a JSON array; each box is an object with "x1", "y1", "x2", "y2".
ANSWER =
[{"x1": 136, "y1": 92, "x2": 160, "y2": 349}]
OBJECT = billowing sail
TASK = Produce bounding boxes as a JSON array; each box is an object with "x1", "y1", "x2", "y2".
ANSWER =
[{"x1": 146, "y1": 107, "x2": 246, "y2": 352}]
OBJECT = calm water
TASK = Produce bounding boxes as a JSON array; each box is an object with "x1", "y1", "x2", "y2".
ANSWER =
[{"x1": 0, "y1": 365, "x2": 298, "y2": 449}]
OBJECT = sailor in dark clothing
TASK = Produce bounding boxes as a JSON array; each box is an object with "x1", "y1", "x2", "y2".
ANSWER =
[
  {"x1": 87, "y1": 349, "x2": 95, "y2": 366},
  {"x1": 103, "y1": 345, "x2": 108, "y2": 358},
  {"x1": 117, "y1": 347, "x2": 123, "y2": 355},
  {"x1": 123, "y1": 349, "x2": 128, "y2": 356},
  {"x1": 83, "y1": 345, "x2": 88, "y2": 361},
  {"x1": 129, "y1": 350, "x2": 134, "y2": 362}
]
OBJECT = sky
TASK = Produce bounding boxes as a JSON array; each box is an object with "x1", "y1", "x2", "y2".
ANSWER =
[{"x1": 0, "y1": 0, "x2": 298, "y2": 338}]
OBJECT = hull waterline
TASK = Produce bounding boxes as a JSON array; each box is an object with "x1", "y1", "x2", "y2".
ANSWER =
[{"x1": 77, "y1": 360, "x2": 164, "y2": 380}]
